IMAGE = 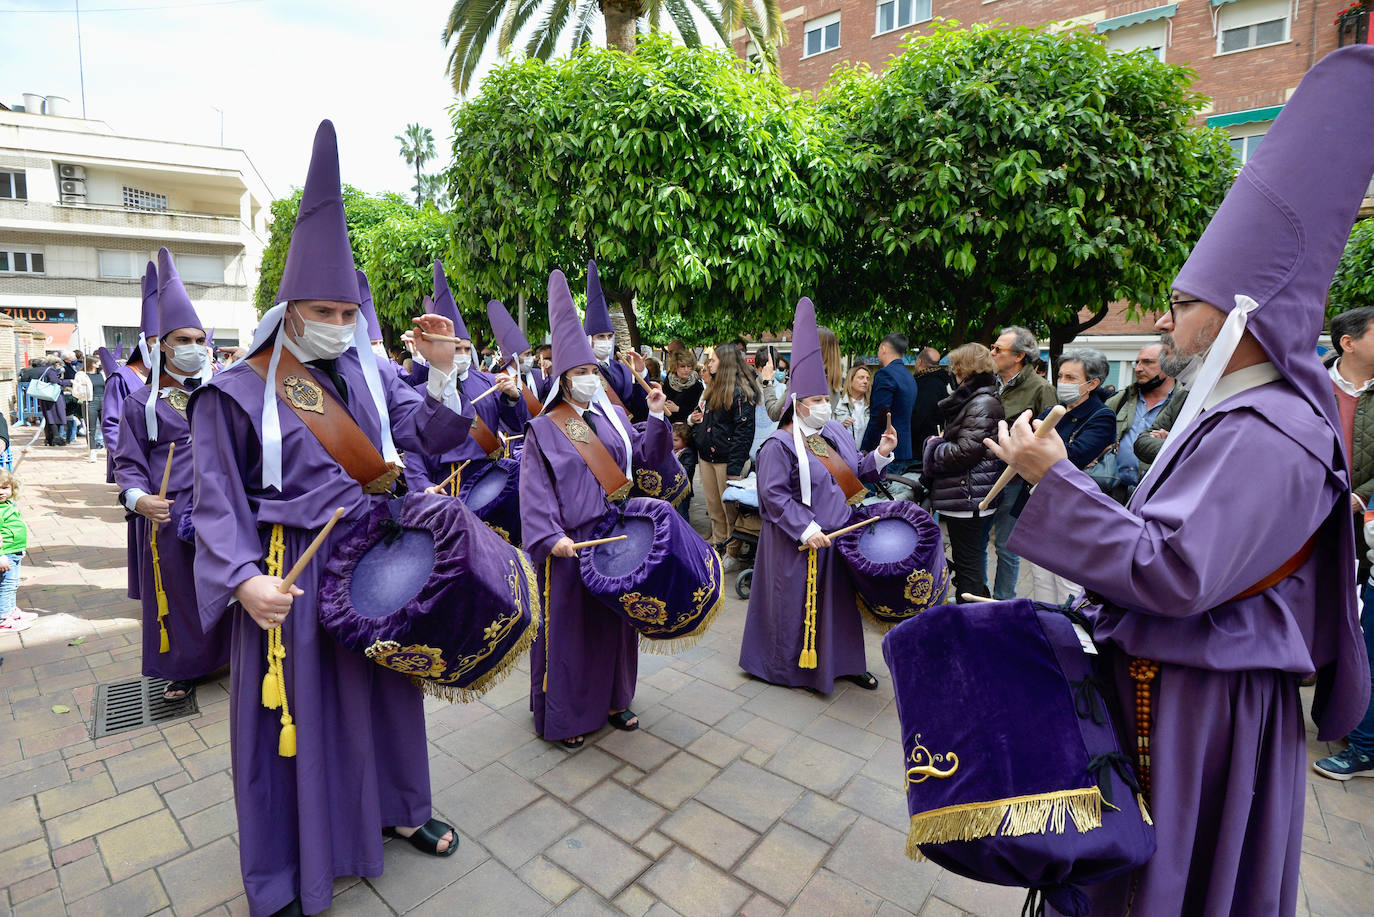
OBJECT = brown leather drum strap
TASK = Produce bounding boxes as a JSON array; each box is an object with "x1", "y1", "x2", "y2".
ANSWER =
[
  {"x1": 522, "y1": 384, "x2": 543, "y2": 418},
  {"x1": 469, "y1": 412, "x2": 503, "y2": 460},
  {"x1": 1228, "y1": 531, "x2": 1317, "y2": 603},
  {"x1": 802, "y1": 430, "x2": 867, "y2": 505},
  {"x1": 247, "y1": 347, "x2": 398, "y2": 494},
  {"x1": 547, "y1": 401, "x2": 631, "y2": 501}
]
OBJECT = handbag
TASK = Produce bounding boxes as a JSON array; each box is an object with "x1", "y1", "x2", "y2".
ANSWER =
[
  {"x1": 1084, "y1": 441, "x2": 1120, "y2": 495},
  {"x1": 28, "y1": 379, "x2": 61, "y2": 403}
]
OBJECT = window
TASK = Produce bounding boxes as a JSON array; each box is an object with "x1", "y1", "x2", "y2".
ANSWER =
[
  {"x1": 876, "y1": 0, "x2": 931, "y2": 35},
  {"x1": 744, "y1": 39, "x2": 763, "y2": 69},
  {"x1": 104, "y1": 327, "x2": 141, "y2": 352},
  {"x1": 98, "y1": 249, "x2": 145, "y2": 279},
  {"x1": 1217, "y1": 0, "x2": 1290, "y2": 53},
  {"x1": 122, "y1": 186, "x2": 168, "y2": 212},
  {"x1": 1228, "y1": 129, "x2": 1268, "y2": 164},
  {"x1": 174, "y1": 253, "x2": 225, "y2": 284},
  {"x1": 0, "y1": 170, "x2": 27, "y2": 200},
  {"x1": 0, "y1": 250, "x2": 45, "y2": 273},
  {"x1": 1104, "y1": 20, "x2": 1168, "y2": 61},
  {"x1": 804, "y1": 12, "x2": 841, "y2": 57}
]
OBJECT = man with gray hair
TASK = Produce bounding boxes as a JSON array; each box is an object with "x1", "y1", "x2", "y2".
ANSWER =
[
  {"x1": 987, "y1": 326, "x2": 1056, "y2": 598},
  {"x1": 1106, "y1": 342, "x2": 1179, "y2": 501}
]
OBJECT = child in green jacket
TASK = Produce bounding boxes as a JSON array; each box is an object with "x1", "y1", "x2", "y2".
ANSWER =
[{"x1": 0, "y1": 470, "x2": 31, "y2": 630}]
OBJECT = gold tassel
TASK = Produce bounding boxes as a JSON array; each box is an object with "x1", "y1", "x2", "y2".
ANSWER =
[
  {"x1": 150, "y1": 524, "x2": 171, "y2": 653},
  {"x1": 798, "y1": 547, "x2": 818, "y2": 669},
  {"x1": 1138, "y1": 793, "x2": 1153, "y2": 826},
  {"x1": 278, "y1": 721, "x2": 296, "y2": 757},
  {"x1": 542, "y1": 556, "x2": 552, "y2": 692},
  {"x1": 262, "y1": 525, "x2": 296, "y2": 757},
  {"x1": 261, "y1": 666, "x2": 281, "y2": 709},
  {"x1": 904, "y1": 787, "x2": 1106, "y2": 856}
]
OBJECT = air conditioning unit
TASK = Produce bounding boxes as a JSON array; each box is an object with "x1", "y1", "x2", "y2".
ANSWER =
[
  {"x1": 60, "y1": 192, "x2": 87, "y2": 204},
  {"x1": 59, "y1": 164, "x2": 86, "y2": 180},
  {"x1": 60, "y1": 179, "x2": 86, "y2": 195}
]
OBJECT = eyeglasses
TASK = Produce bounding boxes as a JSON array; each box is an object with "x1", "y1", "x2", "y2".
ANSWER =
[
  {"x1": 989, "y1": 345, "x2": 1007, "y2": 354},
  {"x1": 1168, "y1": 297, "x2": 1204, "y2": 323}
]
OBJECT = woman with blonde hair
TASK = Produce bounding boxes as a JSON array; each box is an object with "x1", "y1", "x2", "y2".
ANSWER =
[
  {"x1": 689, "y1": 343, "x2": 758, "y2": 567},
  {"x1": 834, "y1": 363, "x2": 871, "y2": 445}
]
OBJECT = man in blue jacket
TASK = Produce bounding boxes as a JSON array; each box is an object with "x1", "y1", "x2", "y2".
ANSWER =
[{"x1": 861, "y1": 333, "x2": 917, "y2": 472}]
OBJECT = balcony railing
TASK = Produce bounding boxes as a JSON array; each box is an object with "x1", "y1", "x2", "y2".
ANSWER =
[
  {"x1": 0, "y1": 198, "x2": 246, "y2": 237},
  {"x1": 1337, "y1": 7, "x2": 1369, "y2": 47}
]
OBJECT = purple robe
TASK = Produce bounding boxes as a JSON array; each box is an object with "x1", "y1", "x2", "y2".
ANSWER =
[
  {"x1": 188, "y1": 347, "x2": 474, "y2": 917},
  {"x1": 39, "y1": 366, "x2": 68, "y2": 426},
  {"x1": 1010, "y1": 378, "x2": 1370, "y2": 916},
  {"x1": 740, "y1": 422, "x2": 884, "y2": 692},
  {"x1": 519, "y1": 403, "x2": 672, "y2": 741},
  {"x1": 597, "y1": 359, "x2": 648, "y2": 419},
  {"x1": 102, "y1": 363, "x2": 146, "y2": 483},
  {"x1": 414, "y1": 368, "x2": 528, "y2": 485},
  {"x1": 112, "y1": 383, "x2": 231, "y2": 681}
]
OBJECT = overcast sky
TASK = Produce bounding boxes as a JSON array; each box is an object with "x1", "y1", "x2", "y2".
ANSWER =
[{"x1": 0, "y1": 0, "x2": 551, "y2": 199}]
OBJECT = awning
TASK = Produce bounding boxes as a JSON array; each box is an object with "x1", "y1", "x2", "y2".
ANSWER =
[
  {"x1": 1206, "y1": 104, "x2": 1284, "y2": 128},
  {"x1": 1211, "y1": 0, "x2": 1238, "y2": 7},
  {"x1": 34, "y1": 322, "x2": 75, "y2": 350},
  {"x1": 1095, "y1": 4, "x2": 1177, "y2": 33}
]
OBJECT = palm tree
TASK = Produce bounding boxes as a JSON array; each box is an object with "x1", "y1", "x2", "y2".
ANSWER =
[
  {"x1": 396, "y1": 124, "x2": 437, "y2": 207},
  {"x1": 442, "y1": 0, "x2": 785, "y2": 95}
]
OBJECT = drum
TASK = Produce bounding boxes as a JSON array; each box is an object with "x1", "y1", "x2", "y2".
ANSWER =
[
  {"x1": 580, "y1": 497, "x2": 722, "y2": 652},
  {"x1": 628, "y1": 422, "x2": 690, "y2": 506},
  {"x1": 836, "y1": 501, "x2": 949, "y2": 629},
  {"x1": 459, "y1": 457, "x2": 522, "y2": 546},
  {"x1": 881, "y1": 600, "x2": 1155, "y2": 915},
  {"x1": 175, "y1": 505, "x2": 196, "y2": 545},
  {"x1": 318, "y1": 493, "x2": 540, "y2": 701}
]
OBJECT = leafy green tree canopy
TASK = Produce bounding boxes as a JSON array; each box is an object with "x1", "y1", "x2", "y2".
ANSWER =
[
  {"x1": 820, "y1": 22, "x2": 1236, "y2": 353},
  {"x1": 444, "y1": 35, "x2": 850, "y2": 347},
  {"x1": 1330, "y1": 218, "x2": 1374, "y2": 318}
]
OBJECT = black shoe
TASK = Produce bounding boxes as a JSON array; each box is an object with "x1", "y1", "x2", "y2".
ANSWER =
[
  {"x1": 842, "y1": 672, "x2": 880, "y2": 691},
  {"x1": 269, "y1": 898, "x2": 304, "y2": 917},
  {"x1": 384, "y1": 818, "x2": 459, "y2": 857}
]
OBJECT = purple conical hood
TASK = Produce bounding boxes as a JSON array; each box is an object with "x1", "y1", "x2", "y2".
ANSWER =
[
  {"x1": 785, "y1": 297, "x2": 828, "y2": 402},
  {"x1": 156, "y1": 248, "x2": 203, "y2": 337},
  {"x1": 550, "y1": 269, "x2": 597, "y2": 378},
  {"x1": 583, "y1": 260, "x2": 614, "y2": 336},
  {"x1": 1173, "y1": 45, "x2": 1374, "y2": 459},
  {"x1": 140, "y1": 261, "x2": 159, "y2": 340},
  {"x1": 97, "y1": 347, "x2": 117, "y2": 375},
  {"x1": 356, "y1": 269, "x2": 384, "y2": 342},
  {"x1": 486, "y1": 299, "x2": 530, "y2": 370},
  {"x1": 276, "y1": 120, "x2": 360, "y2": 305},
  {"x1": 432, "y1": 260, "x2": 469, "y2": 340}
]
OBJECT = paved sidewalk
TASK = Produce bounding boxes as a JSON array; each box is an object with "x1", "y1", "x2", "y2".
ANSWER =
[{"x1": 2, "y1": 445, "x2": 1373, "y2": 916}]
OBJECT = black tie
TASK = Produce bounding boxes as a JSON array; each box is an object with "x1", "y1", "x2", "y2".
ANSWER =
[
  {"x1": 185, "y1": 376, "x2": 201, "y2": 391},
  {"x1": 309, "y1": 358, "x2": 348, "y2": 401},
  {"x1": 583, "y1": 409, "x2": 598, "y2": 435}
]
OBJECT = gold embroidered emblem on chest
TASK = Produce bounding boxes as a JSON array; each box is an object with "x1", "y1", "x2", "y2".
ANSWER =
[
  {"x1": 564, "y1": 415, "x2": 593, "y2": 443},
  {"x1": 283, "y1": 375, "x2": 325, "y2": 414}
]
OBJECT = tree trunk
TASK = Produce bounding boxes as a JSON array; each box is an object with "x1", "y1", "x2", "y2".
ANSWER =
[
  {"x1": 416, "y1": 161, "x2": 423, "y2": 207},
  {"x1": 610, "y1": 291, "x2": 639, "y2": 351},
  {"x1": 1046, "y1": 303, "x2": 1111, "y2": 375},
  {"x1": 600, "y1": 0, "x2": 641, "y2": 52}
]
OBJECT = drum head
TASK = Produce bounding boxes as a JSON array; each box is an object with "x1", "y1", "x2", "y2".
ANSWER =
[
  {"x1": 589, "y1": 517, "x2": 655, "y2": 578},
  {"x1": 859, "y1": 517, "x2": 920, "y2": 565},
  {"x1": 463, "y1": 464, "x2": 512, "y2": 515},
  {"x1": 349, "y1": 529, "x2": 436, "y2": 618}
]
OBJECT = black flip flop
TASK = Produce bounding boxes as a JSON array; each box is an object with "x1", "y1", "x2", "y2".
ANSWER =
[
  {"x1": 163, "y1": 680, "x2": 194, "y2": 702},
  {"x1": 843, "y1": 672, "x2": 879, "y2": 691},
  {"x1": 560, "y1": 736, "x2": 585, "y2": 749},
  {"x1": 607, "y1": 710, "x2": 639, "y2": 731},
  {"x1": 384, "y1": 819, "x2": 459, "y2": 857}
]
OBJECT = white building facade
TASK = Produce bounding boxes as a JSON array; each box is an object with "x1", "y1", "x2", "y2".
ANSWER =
[{"x1": 0, "y1": 97, "x2": 271, "y2": 356}]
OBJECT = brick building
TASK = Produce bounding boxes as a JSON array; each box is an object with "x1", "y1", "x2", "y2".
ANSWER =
[{"x1": 735, "y1": 0, "x2": 1373, "y2": 384}]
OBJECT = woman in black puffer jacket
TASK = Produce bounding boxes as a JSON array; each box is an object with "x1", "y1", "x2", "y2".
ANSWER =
[{"x1": 920, "y1": 343, "x2": 1006, "y2": 600}]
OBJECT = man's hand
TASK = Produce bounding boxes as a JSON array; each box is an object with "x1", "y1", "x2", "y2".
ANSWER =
[
  {"x1": 622, "y1": 351, "x2": 647, "y2": 375},
  {"x1": 877, "y1": 420, "x2": 898, "y2": 457},
  {"x1": 495, "y1": 374, "x2": 519, "y2": 399},
  {"x1": 0, "y1": 557, "x2": 10, "y2": 573},
  {"x1": 235, "y1": 574, "x2": 303, "y2": 631},
  {"x1": 412, "y1": 314, "x2": 456, "y2": 372},
  {"x1": 1148, "y1": 429, "x2": 1168, "y2": 440},
  {"x1": 983, "y1": 410, "x2": 1067, "y2": 486},
  {"x1": 647, "y1": 383, "x2": 666, "y2": 414},
  {"x1": 804, "y1": 531, "x2": 832, "y2": 550},
  {"x1": 136, "y1": 495, "x2": 173, "y2": 525},
  {"x1": 551, "y1": 536, "x2": 577, "y2": 558}
]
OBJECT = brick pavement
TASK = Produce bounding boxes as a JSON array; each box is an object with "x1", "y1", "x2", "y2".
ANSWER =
[{"x1": 2, "y1": 444, "x2": 1373, "y2": 916}]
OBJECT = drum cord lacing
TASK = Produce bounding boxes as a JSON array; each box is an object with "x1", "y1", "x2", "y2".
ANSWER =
[{"x1": 260, "y1": 523, "x2": 297, "y2": 757}]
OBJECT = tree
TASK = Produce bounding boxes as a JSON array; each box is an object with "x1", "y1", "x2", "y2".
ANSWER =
[
  {"x1": 820, "y1": 23, "x2": 1236, "y2": 360},
  {"x1": 440, "y1": 0, "x2": 785, "y2": 96},
  {"x1": 358, "y1": 205, "x2": 469, "y2": 347},
  {"x1": 443, "y1": 36, "x2": 851, "y2": 349},
  {"x1": 1330, "y1": 218, "x2": 1374, "y2": 318},
  {"x1": 397, "y1": 124, "x2": 437, "y2": 207}
]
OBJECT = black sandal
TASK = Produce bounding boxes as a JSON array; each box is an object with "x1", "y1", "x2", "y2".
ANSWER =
[
  {"x1": 163, "y1": 680, "x2": 194, "y2": 702},
  {"x1": 607, "y1": 710, "x2": 639, "y2": 731},
  {"x1": 269, "y1": 898, "x2": 304, "y2": 917},
  {"x1": 560, "y1": 736, "x2": 585, "y2": 749},
  {"x1": 384, "y1": 818, "x2": 458, "y2": 857},
  {"x1": 843, "y1": 672, "x2": 879, "y2": 691}
]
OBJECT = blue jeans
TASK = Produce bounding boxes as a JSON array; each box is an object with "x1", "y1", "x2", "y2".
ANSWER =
[
  {"x1": 988, "y1": 479, "x2": 1024, "y2": 600},
  {"x1": 1348, "y1": 583, "x2": 1374, "y2": 755},
  {"x1": 0, "y1": 554, "x2": 22, "y2": 618}
]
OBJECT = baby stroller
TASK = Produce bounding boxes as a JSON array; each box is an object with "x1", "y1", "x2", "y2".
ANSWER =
[{"x1": 722, "y1": 476, "x2": 761, "y2": 598}]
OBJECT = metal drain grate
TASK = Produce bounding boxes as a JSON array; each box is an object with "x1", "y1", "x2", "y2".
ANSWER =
[{"x1": 91, "y1": 677, "x2": 199, "y2": 739}]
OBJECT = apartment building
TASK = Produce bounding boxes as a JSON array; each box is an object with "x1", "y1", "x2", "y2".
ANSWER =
[{"x1": 0, "y1": 93, "x2": 271, "y2": 356}]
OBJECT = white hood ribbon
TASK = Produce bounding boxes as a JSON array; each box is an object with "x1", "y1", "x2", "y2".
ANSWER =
[
  {"x1": 538, "y1": 371, "x2": 633, "y2": 476},
  {"x1": 144, "y1": 345, "x2": 162, "y2": 442},
  {"x1": 1135, "y1": 293, "x2": 1262, "y2": 496},
  {"x1": 251, "y1": 303, "x2": 399, "y2": 491},
  {"x1": 792, "y1": 393, "x2": 813, "y2": 507}
]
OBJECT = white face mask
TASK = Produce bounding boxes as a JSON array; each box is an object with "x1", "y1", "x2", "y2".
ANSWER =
[
  {"x1": 1056, "y1": 382, "x2": 1084, "y2": 406},
  {"x1": 569, "y1": 374, "x2": 603, "y2": 404},
  {"x1": 167, "y1": 342, "x2": 207, "y2": 375},
  {"x1": 454, "y1": 353, "x2": 472, "y2": 376},
  {"x1": 520, "y1": 356, "x2": 535, "y2": 372},
  {"x1": 291, "y1": 312, "x2": 355, "y2": 361},
  {"x1": 592, "y1": 339, "x2": 615, "y2": 362},
  {"x1": 801, "y1": 401, "x2": 832, "y2": 428}
]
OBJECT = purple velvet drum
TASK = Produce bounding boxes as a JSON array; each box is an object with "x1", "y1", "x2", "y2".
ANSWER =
[
  {"x1": 175, "y1": 504, "x2": 195, "y2": 545},
  {"x1": 629, "y1": 424, "x2": 690, "y2": 506},
  {"x1": 881, "y1": 599, "x2": 1155, "y2": 917},
  {"x1": 837, "y1": 501, "x2": 950, "y2": 629},
  {"x1": 459, "y1": 457, "x2": 522, "y2": 546},
  {"x1": 580, "y1": 497, "x2": 723, "y2": 652},
  {"x1": 318, "y1": 493, "x2": 540, "y2": 701}
]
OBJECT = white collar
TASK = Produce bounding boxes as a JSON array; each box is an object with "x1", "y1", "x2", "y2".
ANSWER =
[
  {"x1": 1329, "y1": 358, "x2": 1374, "y2": 397},
  {"x1": 1203, "y1": 361, "x2": 1282, "y2": 411}
]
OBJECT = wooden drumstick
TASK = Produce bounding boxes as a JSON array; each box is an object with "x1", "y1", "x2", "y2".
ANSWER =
[
  {"x1": 150, "y1": 442, "x2": 176, "y2": 532},
  {"x1": 432, "y1": 460, "x2": 470, "y2": 494},
  {"x1": 470, "y1": 381, "x2": 503, "y2": 403},
  {"x1": 978, "y1": 404, "x2": 1067, "y2": 511},
  {"x1": 278, "y1": 507, "x2": 346, "y2": 593},
  {"x1": 569, "y1": 534, "x2": 629, "y2": 551},
  {"x1": 960, "y1": 593, "x2": 998, "y2": 603},
  {"x1": 419, "y1": 330, "x2": 464, "y2": 344},
  {"x1": 797, "y1": 513, "x2": 881, "y2": 550},
  {"x1": 620, "y1": 355, "x2": 653, "y2": 393}
]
